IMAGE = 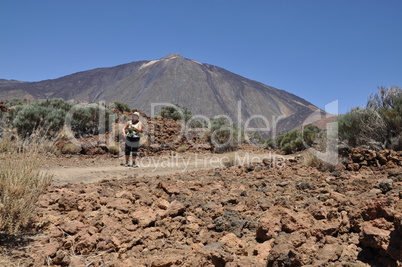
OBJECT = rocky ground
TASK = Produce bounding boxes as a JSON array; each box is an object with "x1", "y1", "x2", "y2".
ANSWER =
[{"x1": 1, "y1": 151, "x2": 401, "y2": 267}]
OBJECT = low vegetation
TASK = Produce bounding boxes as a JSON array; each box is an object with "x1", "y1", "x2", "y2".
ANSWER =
[
  {"x1": 3, "y1": 98, "x2": 117, "y2": 138},
  {"x1": 264, "y1": 124, "x2": 322, "y2": 154},
  {"x1": 177, "y1": 144, "x2": 189, "y2": 153},
  {"x1": 60, "y1": 141, "x2": 82, "y2": 154},
  {"x1": 0, "y1": 133, "x2": 52, "y2": 235},
  {"x1": 112, "y1": 101, "x2": 131, "y2": 113},
  {"x1": 106, "y1": 144, "x2": 119, "y2": 155},
  {"x1": 207, "y1": 116, "x2": 240, "y2": 153},
  {"x1": 339, "y1": 86, "x2": 402, "y2": 150},
  {"x1": 222, "y1": 153, "x2": 238, "y2": 167},
  {"x1": 158, "y1": 104, "x2": 192, "y2": 122}
]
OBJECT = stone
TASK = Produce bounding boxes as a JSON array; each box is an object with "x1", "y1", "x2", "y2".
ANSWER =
[
  {"x1": 219, "y1": 233, "x2": 247, "y2": 255},
  {"x1": 167, "y1": 200, "x2": 186, "y2": 217},
  {"x1": 131, "y1": 207, "x2": 157, "y2": 227},
  {"x1": 60, "y1": 220, "x2": 85, "y2": 235},
  {"x1": 158, "y1": 181, "x2": 181, "y2": 195},
  {"x1": 253, "y1": 240, "x2": 273, "y2": 261},
  {"x1": 197, "y1": 242, "x2": 233, "y2": 267}
]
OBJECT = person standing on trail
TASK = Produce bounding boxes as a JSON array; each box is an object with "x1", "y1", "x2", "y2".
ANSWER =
[{"x1": 122, "y1": 112, "x2": 143, "y2": 167}]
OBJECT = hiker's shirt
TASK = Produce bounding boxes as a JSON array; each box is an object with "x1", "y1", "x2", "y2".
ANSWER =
[{"x1": 126, "y1": 121, "x2": 141, "y2": 140}]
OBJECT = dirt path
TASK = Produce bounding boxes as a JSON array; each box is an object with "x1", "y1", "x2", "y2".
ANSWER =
[{"x1": 42, "y1": 151, "x2": 292, "y2": 185}]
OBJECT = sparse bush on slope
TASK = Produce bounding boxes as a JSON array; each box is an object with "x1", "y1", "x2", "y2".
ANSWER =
[
  {"x1": 158, "y1": 104, "x2": 192, "y2": 122},
  {"x1": 207, "y1": 116, "x2": 240, "y2": 153},
  {"x1": 112, "y1": 101, "x2": 131, "y2": 113},
  {"x1": 264, "y1": 124, "x2": 322, "y2": 154},
  {"x1": 339, "y1": 86, "x2": 402, "y2": 150}
]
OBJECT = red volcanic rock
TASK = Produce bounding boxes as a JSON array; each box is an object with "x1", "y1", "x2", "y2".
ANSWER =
[
  {"x1": 167, "y1": 200, "x2": 186, "y2": 217},
  {"x1": 158, "y1": 181, "x2": 181, "y2": 195}
]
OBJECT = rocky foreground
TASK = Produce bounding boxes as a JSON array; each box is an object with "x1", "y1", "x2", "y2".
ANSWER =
[{"x1": 3, "y1": 155, "x2": 402, "y2": 267}]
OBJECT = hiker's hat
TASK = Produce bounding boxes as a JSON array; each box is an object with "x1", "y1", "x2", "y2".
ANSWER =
[{"x1": 132, "y1": 112, "x2": 140, "y2": 117}]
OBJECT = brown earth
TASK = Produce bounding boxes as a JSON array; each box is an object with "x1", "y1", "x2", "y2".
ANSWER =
[{"x1": 1, "y1": 148, "x2": 401, "y2": 267}]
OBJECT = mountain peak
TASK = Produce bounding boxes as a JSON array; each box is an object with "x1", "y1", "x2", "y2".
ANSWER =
[
  {"x1": 0, "y1": 55, "x2": 319, "y2": 132},
  {"x1": 162, "y1": 53, "x2": 183, "y2": 60}
]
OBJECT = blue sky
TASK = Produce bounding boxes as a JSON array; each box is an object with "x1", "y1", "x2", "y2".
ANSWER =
[{"x1": 1, "y1": 0, "x2": 401, "y2": 114}]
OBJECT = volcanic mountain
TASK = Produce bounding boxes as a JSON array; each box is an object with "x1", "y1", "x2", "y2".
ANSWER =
[{"x1": 0, "y1": 54, "x2": 322, "y2": 131}]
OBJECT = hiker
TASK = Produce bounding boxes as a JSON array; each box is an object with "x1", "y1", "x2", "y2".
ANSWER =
[{"x1": 122, "y1": 112, "x2": 143, "y2": 167}]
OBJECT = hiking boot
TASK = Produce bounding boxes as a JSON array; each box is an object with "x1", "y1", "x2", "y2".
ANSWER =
[
  {"x1": 132, "y1": 164, "x2": 139, "y2": 168},
  {"x1": 124, "y1": 163, "x2": 130, "y2": 167}
]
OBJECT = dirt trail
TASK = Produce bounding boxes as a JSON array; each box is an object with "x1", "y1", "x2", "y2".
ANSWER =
[{"x1": 42, "y1": 151, "x2": 292, "y2": 185}]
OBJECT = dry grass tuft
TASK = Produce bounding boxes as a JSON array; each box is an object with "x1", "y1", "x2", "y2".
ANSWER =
[
  {"x1": 177, "y1": 144, "x2": 189, "y2": 153},
  {"x1": 107, "y1": 144, "x2": 120, "y2": 155},
  {"x1": 302, "y1": 150, "x2": 322, "y2": 168},
  {"x1": 302, "y1": 150, "x2": 335, "y2": 171},
  {"x1": 222, "y1": 153, "x2": 238, "y2": 168},
  {"x1": 0, "y1": 128, "x2": 53, "y2": 235},
  {"x1": 140, "y1": 136, "x2": 150, "y2": 148},
  {"x1": 61, "y1": 142, "x2": 81, "y2": 154},
  {"x1": 0, "y1": 254, "x2": 26, "y2": 267}
]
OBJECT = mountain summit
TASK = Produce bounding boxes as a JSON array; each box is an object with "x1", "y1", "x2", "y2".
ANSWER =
[{"x1": 0, "y1": 54, "x2": 321, "y2": 131}]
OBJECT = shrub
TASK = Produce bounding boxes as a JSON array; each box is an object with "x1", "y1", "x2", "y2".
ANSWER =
[
  {"x1": 208, "y1": 116, "x2": 239, "y2": 153},
  {"x1": 61, "y1": 142, "x2": 82, "y2": 154},
  {"x1": 338, "y1": 107, "x2": 386, "y2": 148},
  {"x1": 302, "y1": 150, "x2": 323, "y2": 168},
  {"x1": 302, "y1": 124, "x2": 322, "y2": 146},
  {"x1": 158, "y1": 104, "x2": 192, "y2": 122},
  {"x1": 113, "y1": 102, "x2": 131, "y2": 113},
  {"x1": 222, "y1": 153, "x2": 237, "y2": 167},
  {"x1": 107, "y1": 144, "x2": 120, "y2": 155},
  {"x1": 140, "y1": 136, "x2": 150, "y2": 148},
  {"x1": 67, "y1": 103, "x2": 117, "y2": 136},
  {"x1": 10, "y1": 99, "x2": 118, "y2": 138},
  {"x1": 12, "y1": 99, "x2": 74, "y2": 137},
  {"x1": 274, "y1": 124, "x2": 322, "y2": 154},
  {"x1": 0, "y1": 148, "x2": 52, "y2": 234},
  {"x1": 0, "y1": 157, "x2": 52, "y2": 234},
  {"x1": 302, "y1": 150, "x2": 335, "y2": 171},
  {"x1": 264, "y1": 124, "x2": 322, "y2": 154},
  {"x1": 264, "y1": 137, "x2": 275, "y2": 149},
  {"x1": 4, "y1": 98, "x2": 30, "y2": 108},
  {"x1": 112, "y1": 123, "x2": 124, "y2": 141},
  {"x1": 177, "y1": 144, "x2": 189, "y2": 153},
  {"x1": 339, "y1": 86, "x2": 402, "y2": 150}
]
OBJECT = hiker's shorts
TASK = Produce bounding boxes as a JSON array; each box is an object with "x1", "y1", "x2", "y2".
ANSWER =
[{"x1": 125, "y1": 137, "x2": 140, "y2": 156}]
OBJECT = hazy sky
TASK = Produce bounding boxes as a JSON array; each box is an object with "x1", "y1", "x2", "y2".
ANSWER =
[{"x1": 1, "y1": 0, "x2": 401, "y2": 113}]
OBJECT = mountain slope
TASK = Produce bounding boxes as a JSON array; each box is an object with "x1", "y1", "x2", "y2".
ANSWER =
[{"x1": 0, "y1": 54, "x2": 322, "y2": 131}]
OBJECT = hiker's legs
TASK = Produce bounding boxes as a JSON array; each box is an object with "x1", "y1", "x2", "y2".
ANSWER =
[
  {"x1": 132, "y1": 137, "x2": 140, "y2": 166},
  {"x1": 124, "y1": 143, "x2": 131, "y2": 164}
]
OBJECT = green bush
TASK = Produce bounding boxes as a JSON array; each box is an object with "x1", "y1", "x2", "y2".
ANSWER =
[
  {"x1": 208, "y1": 116, "x2": 239, "y2": 153},
  {"x1": 10, "y1": 99, "x2": 117, "y2": 137},
  {"x1": 13, "y1": 99, "x2": 73, "y2": 136},
  {"x1": 113, "y1": 102, "x2": 131, "y2": 113},
  {"x1": 4, "y1": 98, "x2": 29, "y2": 108},
  {"x1": 279, "y1": 130, "x2": 304, "y2": 154},
  {"x1": 158, "y1": 104, "x2": 192, "y2": 122},
  {"x1": 67, "y1": 103, "x2": 117, "y2": 136},
  {"x1": 264, "y1": 124, "x2": 322, "y2": 154},
  {"x1": 264, "y1": 137, "x2": 275, "y2": 149}
]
